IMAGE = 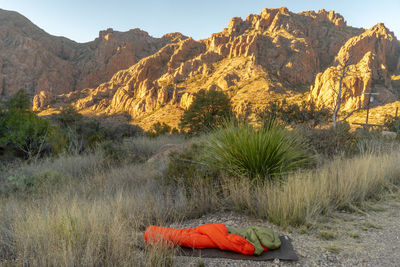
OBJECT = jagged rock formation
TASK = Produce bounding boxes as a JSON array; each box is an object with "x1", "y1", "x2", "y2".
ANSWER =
[
  {"x1": 310, "y1": 23, "x2": 400, "y2": 111},
  {"x1": 0, "y1": 8, "x2": 185, "y2": 101},
  {"x1": 50, "y1": 7, "x2": 388, "y2": 129},
  {"x1": 1, "y1": 7, "x2": 399, "y2": 129}
]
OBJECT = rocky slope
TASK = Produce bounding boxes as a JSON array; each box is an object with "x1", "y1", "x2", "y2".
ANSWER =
[
  {"x1": 1, "y1": 7, "x2": 399, "y2": 129},
  {"x1": 0, "y1": 8, "x2": 185, "y2": 101},
  {"x1": 310, "y1": 23, "x2": 400, "y2": 112}
]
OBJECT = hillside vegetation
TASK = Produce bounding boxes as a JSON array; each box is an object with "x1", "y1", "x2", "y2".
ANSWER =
[{"x1": 1, "y1": 90, "x2": 399, "y2": 266}]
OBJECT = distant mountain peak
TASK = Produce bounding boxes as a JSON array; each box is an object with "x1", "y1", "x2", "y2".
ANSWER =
[{"x1": 0, "y1": 8, "x2": 398, "y2": 130}]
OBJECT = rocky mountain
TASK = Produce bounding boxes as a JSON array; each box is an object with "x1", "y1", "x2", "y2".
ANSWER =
[
  {"x1": 1, "y1": 7, "x2": 399, "y2": 129},
  {"x1": 310, "y1": 23, "x2": 400, "y2": 111},
  {"x1": 0, "y1": 9, "x2": 186, "y2": 101}
]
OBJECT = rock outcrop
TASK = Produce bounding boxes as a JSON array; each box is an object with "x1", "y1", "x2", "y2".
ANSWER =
[
  {"x1": 310, "y1": 23, "x2": 400, "y2": 111},
  {"x1": 1, "y1": 7, "x2": 399, "y2": 129},
  {"x1": 48, "y1": 7, "x2": 385, "y2": 129}
]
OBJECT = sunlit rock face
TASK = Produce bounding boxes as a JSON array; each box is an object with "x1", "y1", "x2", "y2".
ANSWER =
[
  {"x1": 310, "y1": 23, "x2": 400, "y2": 111},
  {"x1": 1, "y1": 7, "x2": 399, "y2": 129}
]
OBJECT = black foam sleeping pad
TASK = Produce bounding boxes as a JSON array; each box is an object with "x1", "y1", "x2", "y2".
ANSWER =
[{"x1": 177, "y1": 235, "x2": 298, "y2": 261}]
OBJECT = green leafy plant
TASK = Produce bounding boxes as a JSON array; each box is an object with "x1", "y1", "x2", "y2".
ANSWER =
[
  {"x1": 165, "y1": 142, "x2": 218, "y2": 187},
  {"x1": 146, "y1": 122, "x2": 172, "y2": 138},
  {"x1": 0, "y1": 89, "x2": 55, "y2": 158},
  {"x1": 384, "y1": 114, "x2": 400, "y2": 135},
  {"x1": 49, "y1": 106, "x2": 143, "y2": 152},
  {"x1": 179, "y1": 89, "x2": 232, "y2": 135},
  {"x1": 295, "y1": 122, "x2": 357, "y2": 157},
  {"x1": 3, "y1": 171, "x2": 62, "y2": 193},
  {"x1": 258, "y1": 99, "x2": 331, "y2": 127},
  {"x1": 203, "y1": 120, "x2": 312, "y2": 180}
]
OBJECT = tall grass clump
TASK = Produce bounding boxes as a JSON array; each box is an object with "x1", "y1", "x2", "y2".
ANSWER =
[
  {"x1": 222, "y1": 150, "x2": 400, "y2": 226},
  {"x1": 203, "y1": 120, "x2": 312, "y2": 180},
  {"x1": 0, "y1": 134, "x2": 220, "y2": 266}
]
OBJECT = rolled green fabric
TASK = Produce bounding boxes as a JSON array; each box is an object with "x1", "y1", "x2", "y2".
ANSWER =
[{"x1": 227, "y1": 226, "x2": 281, "y2": 255}]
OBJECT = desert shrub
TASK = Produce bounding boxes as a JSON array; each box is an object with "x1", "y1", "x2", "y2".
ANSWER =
[
  {"x1": 146, "y1": 122, "x2": 172, "y2": 138},
  {"x1": 384, "y1": 114, "x2": 400, "y2": 134},
  {"x1": 49, "y1": 106, "x2": 143, "y2": 152},
  {"x1": 86, "y1": 134, "x2": 106, "y2": 149},
  {"x1": 179, "y1": 89, "x2": 232, "y2": 135},
  {"x1": 13, "y1": 151, "x2": 105, "y2": 182},
  {"x1": 1, "y1": 171, "x2": 62, "y2": 194},
  {"x1": 46, "y1": 127, "x2": 69, "y2": 155},
  {"x1": 52, "y1": 105, "x2": 83, "y2": 128},
  {"x1": 258, "y1": 100, "x2": 331, "y2": 127},
  {"x1": 123, "y1": 135, "x2": 184, "y2": 161},
  {"x1": 102, "y1": 122, "x2": 143, "y2": 140},
  {"x1": 97, "y1": 141, "x2": 139, "y2": 164},
  {"x1": 165, "y1": 142, "x2": 219, "y2": 188},
  {"x1": 0, "y1": 89, "x2": 65, "y2": 158},
  {"x1": 354, "y1": 128, "x2": 395, "y2": 155},
  {"x1": 6, "y1": 89, "x2": 30, "y2": 111},
  {"x1": 295, "y1": 122, "x2": 357, "y2": 157},
  {"x1": 0, "y1": 110, "x2": 50, "y2": 156},
  {"x1": 203, "y1": 120, "x2": 312, "y2": 180}
]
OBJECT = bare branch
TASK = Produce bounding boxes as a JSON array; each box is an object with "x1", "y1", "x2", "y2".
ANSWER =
[{"x1": 339, "y1": 107, "x2": 362, "y2": 122}]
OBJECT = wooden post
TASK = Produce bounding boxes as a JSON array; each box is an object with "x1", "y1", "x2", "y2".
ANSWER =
[{"x1": 365, "y1": 97, "x2": 370, "y2": 129}]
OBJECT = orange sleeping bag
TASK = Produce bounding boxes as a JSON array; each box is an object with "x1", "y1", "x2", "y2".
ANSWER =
[{"x1": 144, "y1": 223, "x2": 270, "y2": 255}]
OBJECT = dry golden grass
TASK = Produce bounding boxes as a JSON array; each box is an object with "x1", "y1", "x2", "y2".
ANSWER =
[
  {"x1": 0, "y1": 136, "x2": 189, "y2": 266},
  {"x1": 222, "y1": 151, "x2": 400, "y2": 226},
  {"x1": 0, "y1": 135, "x2": 399, "y2": 265}
]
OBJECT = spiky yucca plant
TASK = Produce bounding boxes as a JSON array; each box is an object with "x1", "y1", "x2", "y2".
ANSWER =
[{"x1": 204, "y1": 120, "x2": 312, "y2": 180}]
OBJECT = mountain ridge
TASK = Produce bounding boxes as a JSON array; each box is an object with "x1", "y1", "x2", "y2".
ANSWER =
[
  {"x1": 0, "y1": 7, "x2": 399, "y2": 129},
  {"x1": 0, "y1": 8, "x2": 187, "y2": 99}
]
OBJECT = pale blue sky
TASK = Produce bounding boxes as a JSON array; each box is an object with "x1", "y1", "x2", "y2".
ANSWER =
[{"x1": 0, "y1": 0, "x2": 399, "y2": 43}]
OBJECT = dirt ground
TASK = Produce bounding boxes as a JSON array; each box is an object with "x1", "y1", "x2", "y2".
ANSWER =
[{"x1": 172, "y1": 195, "x2": 400, "y2": 266}]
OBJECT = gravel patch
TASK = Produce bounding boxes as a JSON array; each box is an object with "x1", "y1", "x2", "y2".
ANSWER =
[{"x1": 171, "y1": 197, "x2": 400, "y2": 266}]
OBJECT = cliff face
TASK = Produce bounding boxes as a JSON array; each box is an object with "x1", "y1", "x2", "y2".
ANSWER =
[
  {"x1": 48, "y1": 7, "x2": 383, "y2": 129},
  {"x1": 1, "y1": 7, "x2": 399, "y2": 129},
  {"x1": 310, "y1": 23, "x2": 400, "y2": 111},
  {"x1": 0, "y1": 9, "x2": 185, "y2": 101}
]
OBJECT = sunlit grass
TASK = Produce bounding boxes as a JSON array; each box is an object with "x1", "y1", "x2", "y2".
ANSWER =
[{"x1": 0, "y1": 134, "x2": 399, "y2": 265}]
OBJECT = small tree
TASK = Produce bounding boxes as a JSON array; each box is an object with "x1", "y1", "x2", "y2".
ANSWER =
[
  {"x1": 332, "y1": 58, "x2": 351, "y2": 127},
  {"x1": 259, "y1": 99, "x2": 331, "y2": 127},
  {"x1": 179, "y1": 89, "x2": 232, "y2": 135},
  {"x1": 7, "y1": 89, "x2": 31, "y2": 111},
  {"x1": 330, "y1": 56, "x2": 363, "y2": 128},
  {"x1": 384, "y1": 114, "x2": 400, "y2": 134},
  {"x1": 0, "y1": 89, "x2": 52, "y2": 158},
  {"x1": 146, "y1": 122, "x2": 171, "y2": 138}
]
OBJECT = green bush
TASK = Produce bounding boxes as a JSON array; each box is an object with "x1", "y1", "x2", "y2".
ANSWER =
[
  {"x1": 295, "y1": 122, "x2": 357, "y2": 157},
  {"x1": 0, "y1": 89, "x2": 62, "y2": 158},
  {"x1": 2, "y1": 171, "x2": 62, "y2": 194},
  {"x1": 354, "y1": 128, "x2": 398, "y2": 155},
  {"x1": 97, "y1": 141, "x2": 141, "y2": 165},
  {"x1": 384, "y1": 115, "x2": 400, "y2": 134},
  {"x1": 203, "y1": 120, "x2": 312, "y2": 180},
  {"x1": 6, "y1": 89, "x2": 30, "y2": 111},
  {"x1": 102, "y1": 122, "x2": 143, "y2": 140},
  {"x1": 87, "y1": 134, "x2": 105, "y2": 149},
  {"x1": 258, "y1": 100, "x2": 331, "y2": 127},
  {"x1": 146, "y1": 122, "x2": 172, "y2": 138},
  {"x1": 165, "y1": 142, "x2": 218, "y2": 187},
  {"x1": 179, "y1": 89, "x2": 232, "y2": 135},
  {"x1": 52, "y1": 105, "x2": 83, "y2": 128},
  {"x1": 49, "y1": 106, "x2": 143, "y2": 152},
  {"x1": 46, "y1": 126, "x2": 68, "y2": 155}
]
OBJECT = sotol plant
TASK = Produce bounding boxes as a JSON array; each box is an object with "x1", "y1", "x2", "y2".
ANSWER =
[{"x1": 203, "y1": 120, "x2": 312, "y2": 180}]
